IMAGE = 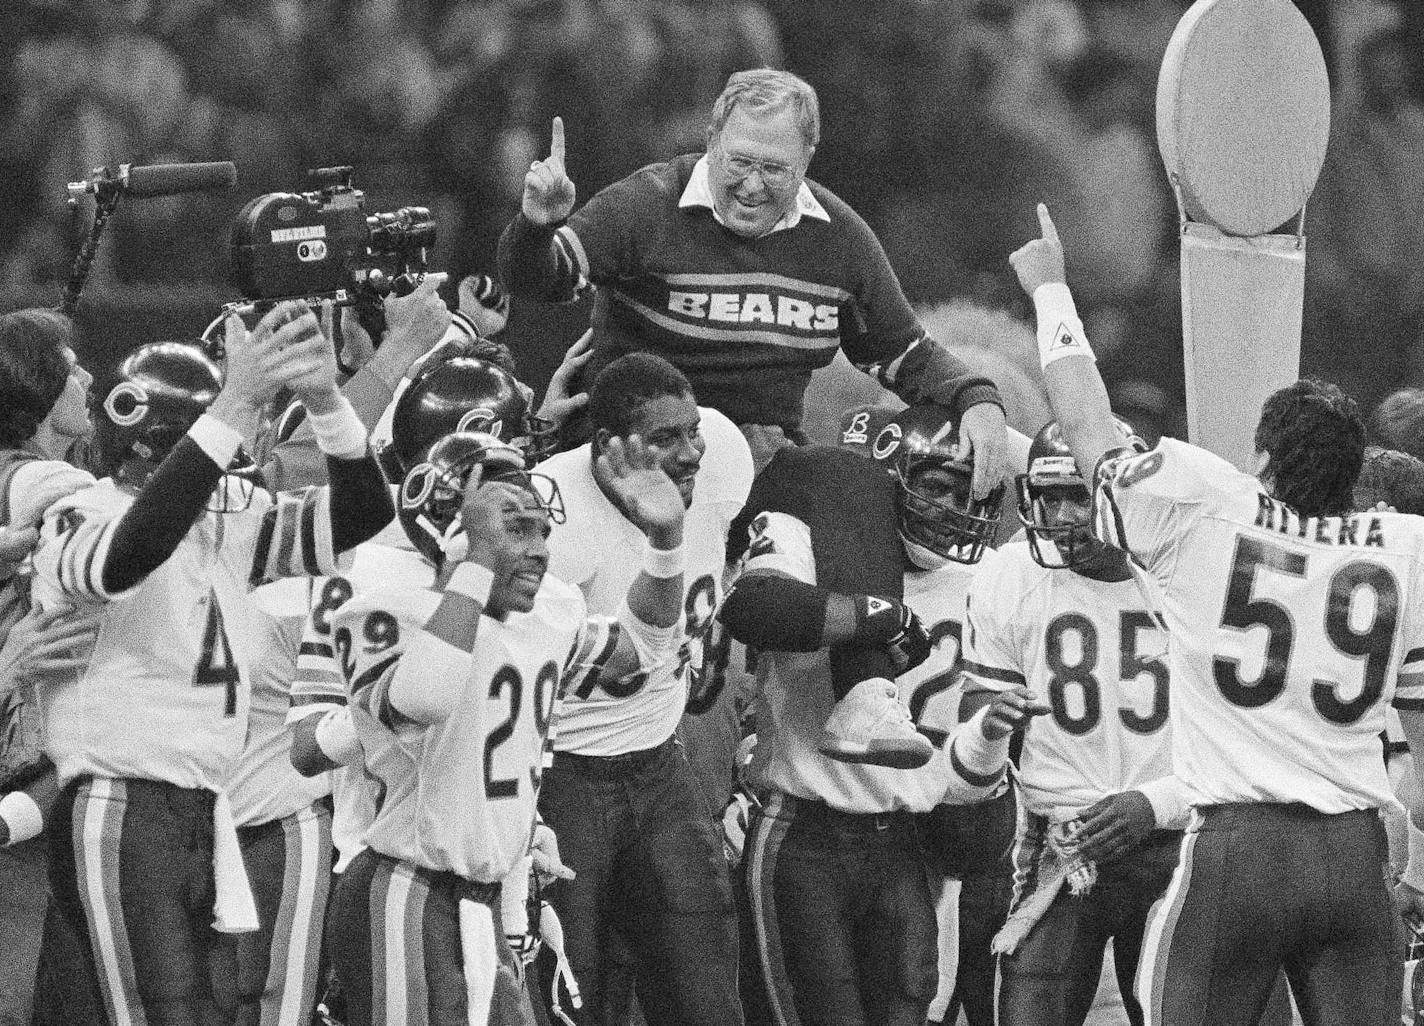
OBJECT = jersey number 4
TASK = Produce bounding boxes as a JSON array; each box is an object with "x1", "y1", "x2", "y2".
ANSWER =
[
  {"x1": 1214, "y1": 535, "x2": 1398, "y2": 724},
  {"x1": 193, "y1": 591, "x2": 239, "y2": 715}
]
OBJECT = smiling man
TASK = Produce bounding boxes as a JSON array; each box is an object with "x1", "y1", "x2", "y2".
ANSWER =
[
  {"x1": 498, "y1": 68, "x2": 1007, "y2": 482},
  {"x1": 533, "y1": 353, "x2": 753, "y2": 1026}
]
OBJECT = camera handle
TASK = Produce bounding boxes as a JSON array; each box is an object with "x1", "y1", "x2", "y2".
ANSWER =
[{"x1": 58, "y1": 187, "x2": 123, "y2": 316}]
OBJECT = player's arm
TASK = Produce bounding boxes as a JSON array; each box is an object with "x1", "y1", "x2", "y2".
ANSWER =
[
  {"x1": 941, "y1": 691, "x2": 1048, "y2": 804},
  {"x1": 837, "y1": 206, "x2": 1007, "y2": 498},
  {"x1": 288, "y1": 577, "x2": 363, "y2": 776},
  {"x1": 718, "y1": 511, "x2": 931, "y2": 675},
  {"x1": 261, "y1": 276, "x2": 452, "y2": 490},
  {"x1": 498, "y1": 118, "x2": 646, "y2": 304},
  {"x1": 1008, "y1": 204, "x2": 1124, "y2": 485},
  {"x1": 87, "y1": 304, "x2": 323, "y2": 596},
  {"x1": 1393, "y1": 664, "x2": 1424, "y2": 919},
  {"x1": 1073, "y1": 775, "x2": 1190, "y2": 866}
]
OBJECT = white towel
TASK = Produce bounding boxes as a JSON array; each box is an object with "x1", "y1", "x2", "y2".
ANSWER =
[{"x1": 211, "y1": 790, "x2": 259, "y2": 933}]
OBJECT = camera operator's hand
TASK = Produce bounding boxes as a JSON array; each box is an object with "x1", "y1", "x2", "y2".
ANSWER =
[
  {"x1": 523, "y1": 117, "x2": 576, "y2": 227},
  {"x1": 535, "y1": 330, "x2": 594, "y2": 432},
  {"x1": 367, "y1": 272, "x2": 453, "y2": 390}
]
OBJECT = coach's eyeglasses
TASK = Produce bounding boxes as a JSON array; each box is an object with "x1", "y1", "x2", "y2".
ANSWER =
[{"x1": 720, "y1": 152, "x2": 798, "y2": 188}]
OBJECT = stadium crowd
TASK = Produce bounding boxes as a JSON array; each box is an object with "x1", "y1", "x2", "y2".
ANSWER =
[{"x1": 4, "y1": 2, "x2": 1424, "y2": 1026}]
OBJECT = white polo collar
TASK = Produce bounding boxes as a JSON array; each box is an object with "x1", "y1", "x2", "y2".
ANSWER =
[{"x1": 678, "y1": 154, "x2": 830, "y2": 235}]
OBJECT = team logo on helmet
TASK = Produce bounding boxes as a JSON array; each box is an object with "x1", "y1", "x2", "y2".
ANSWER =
[
  {"x1": 103, "y1": 381, "x2": 150, "y2": 427},
  {"x1": 872, "y1": 423, "x2": 903, "y2": 462}
]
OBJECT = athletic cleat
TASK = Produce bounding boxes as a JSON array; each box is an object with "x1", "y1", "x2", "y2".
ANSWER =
[{"x1": 819, "y1": 678, "x2": 934, "y2": 769}]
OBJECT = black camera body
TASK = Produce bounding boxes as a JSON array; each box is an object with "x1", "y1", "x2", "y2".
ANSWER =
[{"x1": 229, "y1": 166, "x2": 435, "y2": 305}]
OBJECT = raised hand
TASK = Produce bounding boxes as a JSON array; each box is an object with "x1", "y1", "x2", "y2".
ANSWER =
[
  {"x1": 1008, "y1": 203, "x2": 1067, "y2": 296},
  {"x1": 597, "y1": 434, "x2": 685, "y2": 549},
  {"x1": 535, "y1": 329, "x2": 594, "y2": 431},
  {"x1": 523, "y1": 116, "x2": 576, "y2": 226}
]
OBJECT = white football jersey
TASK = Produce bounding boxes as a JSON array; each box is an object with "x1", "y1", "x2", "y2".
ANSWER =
[
  {"x1": 961, "y1": 539, "x2": 1172, "y2": 816},
  {"x1": 286, "y1": 528, "x2": 434, "y2": 870},
  {"x1": 742, "y1": 510, "x2": 1003, "y2": 814},
  {"x1": 540, "y1": 406, "x2": 753, "y2": 756},
  {"x1": 1093, "y1": 437, "x2": 1424, "y2": 812},
  {"x1": 340, "y1": 575, "x2": 586, "y2": 883},
  {"x1": 227, "y1": 577, "x2": 332, "y2": 826},
  {"x1": 34, "y1": 474, "x2": 347, "y2": 789}
]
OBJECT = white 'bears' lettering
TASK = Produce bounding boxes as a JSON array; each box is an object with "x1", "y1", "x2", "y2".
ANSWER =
[{"x1": 666, "y1": 291, "x2": 839, "y2": 332}]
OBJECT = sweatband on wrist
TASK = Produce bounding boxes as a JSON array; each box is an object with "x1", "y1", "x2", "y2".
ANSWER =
[
  {"x1": 189, "y1": 413, "x2": 246, "y2": 470},
  {"x1": 1033, "y1": 283, "x2": 1095, "y2": 370},
  {"x1": 1135, "y1": 776, "x2": 1191, "y2": 831},
  {"x1": 642, "y1": 541, "x2": 686, "y2": 579},
  {"x1": 314, "y1": 709, "x2": 361, "y2": 767},
  {"x1": 1403, "y1": 815, "x2": 1424, "y2": 893},
  {"x1": 308, "y1": 397, "x2": 369, "y2": 459},
  {"x1": 951, "y1": 707, "x2": 1010, "y2": 782},
  {"x1": 447, "y1": 561, "x2": 494, "y2": 607},
  {"x1": 0, "y1": 791, "x2": 43, "y2": 846},
  {"x1": 851, "y1": 594, "x2": 902, "y2": 645}
]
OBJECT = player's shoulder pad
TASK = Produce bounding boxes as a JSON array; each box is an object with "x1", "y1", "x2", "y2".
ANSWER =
[{"x1": 1096, "y1": 436, "x2": 1234, "y2": 503}]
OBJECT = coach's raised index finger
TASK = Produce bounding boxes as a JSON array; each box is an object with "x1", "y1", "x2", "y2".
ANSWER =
[
  {"x1": 549, "y1": 116, "x2": 565, "y2": 169},
  {"x1": 1036, "y1": 203, "x2": 1059, "y2": 245}
]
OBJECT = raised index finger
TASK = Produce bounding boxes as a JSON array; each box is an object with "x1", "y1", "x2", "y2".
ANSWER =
[
  {"x1": 1037, "y1": 202, "x2": 1060, "y2": 244},
  {"x1": 550, "y1": 116, "x2": 565, "y2": 166}
]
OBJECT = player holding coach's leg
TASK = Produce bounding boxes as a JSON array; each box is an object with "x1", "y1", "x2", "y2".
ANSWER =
[{"x1": 1011, "y1": 204, "x2": 1420, "y2": 1026}]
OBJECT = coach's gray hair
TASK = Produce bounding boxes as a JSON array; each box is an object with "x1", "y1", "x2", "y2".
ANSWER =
[{"x1": 708, "y1": 69, "x2": 820, "y2": 149}]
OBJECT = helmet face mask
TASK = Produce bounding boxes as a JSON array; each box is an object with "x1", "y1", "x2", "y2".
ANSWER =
[
  {"x1": 1016, "y1": 457, "x2": 1098, "y2": 569},
  {"x1": 399, "y1": 431, "x2": 565, "y2": 566},
  {"x1": 1018, "y1": 419, "x2": 1138, "y2": 570},
  {"x1": 872, "y1": 404, "x2": 1003, "y2": 567}
]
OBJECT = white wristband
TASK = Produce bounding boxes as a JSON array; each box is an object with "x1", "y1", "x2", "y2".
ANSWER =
[
  {"x1": 1404, "y1": 815, "x2": 1424, "y2": 892},
  {"x1": 313, "y1": 708, "x2": 362, "y2": 767},
  {"x1": 642, "y1": 541, "x2": 686, "y2": 579},
  {"x1": 308, "y1": 397, "x2": 369, "y2": 459},
  {"x1": 189, "y1": 413, "x2": 246, "y2": 470},
  {"x1": 0, "y1": 791, "x2": 44, "y2": 846},
  {"x1": 447, "y1": 561, "x2": 495, "y2": 606},
  {"x1": 1033, "y1": 283, "x2": 1095, "y2": 370}
]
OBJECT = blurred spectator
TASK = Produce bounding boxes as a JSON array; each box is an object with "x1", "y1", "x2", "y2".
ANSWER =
[
  {"x1": 1370, "y1": 387, "x2": 1424, "y2": 461},
  {"x1": 1353, "y1": 445, "x2": 1424, "y2": 515}
]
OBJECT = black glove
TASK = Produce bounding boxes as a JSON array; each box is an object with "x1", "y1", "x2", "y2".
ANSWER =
[{"x1": 853, "y1": 595, "x2": 932, "y2": 676}]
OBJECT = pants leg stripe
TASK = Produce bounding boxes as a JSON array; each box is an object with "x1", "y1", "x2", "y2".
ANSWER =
[
  {"x1": 369, "y1": 856, "x2": 394, "y2": 1026},
  {"x1": 267, "y1": 804, "x2": 333, "y2": 1026},
  {"x1": 747, "y1": 793, "x2": 801, "y2": 1026},
  {"x1": 1135, "y1": 813, "x2": 1201, "y2": 1026},
  {"x1": 375, "y1": 859, "x2": 432, "y2": 1026},
  {"x1": 73, "y1": 777, "x2": 147, "y2": 1026},
  {"x1": 1006, "y1": 815, "x2": 1046, "y2": 913}
]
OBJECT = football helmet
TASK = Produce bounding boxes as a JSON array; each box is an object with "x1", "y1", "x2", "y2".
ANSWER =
[
  {"x1": 1016, "y1": 418, "x2": 1139, "y2": 569},
  {"x1": 398, "y1": 430, "x2": 565, "y2": 566},
  {"x1": 97, "y1": 341, "x2": 222, "y2": 483},
  {"x1": 389, "y1": 356, "x2": 552, "y2": 475},
  {"x1": 870, "y1": 403, "x2": 1002, "y2": 567}
]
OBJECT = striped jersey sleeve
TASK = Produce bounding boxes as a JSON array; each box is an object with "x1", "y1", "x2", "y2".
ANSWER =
[
  {"x1": 1090, "y1": 438, "x2": 1222, "y2": 579},
  {"x1": 35, "y1": 491, "x2": 130, "y2": 603},
  {"x1": 1395, "y1": 634, "x2": 1424, "y2": 711},
  {"x1": 287, "y1": 575, "x2": 355, "y2": 723},
  {"x1": 247, "y1": 485, "x2": 345, "y2": 587}
]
